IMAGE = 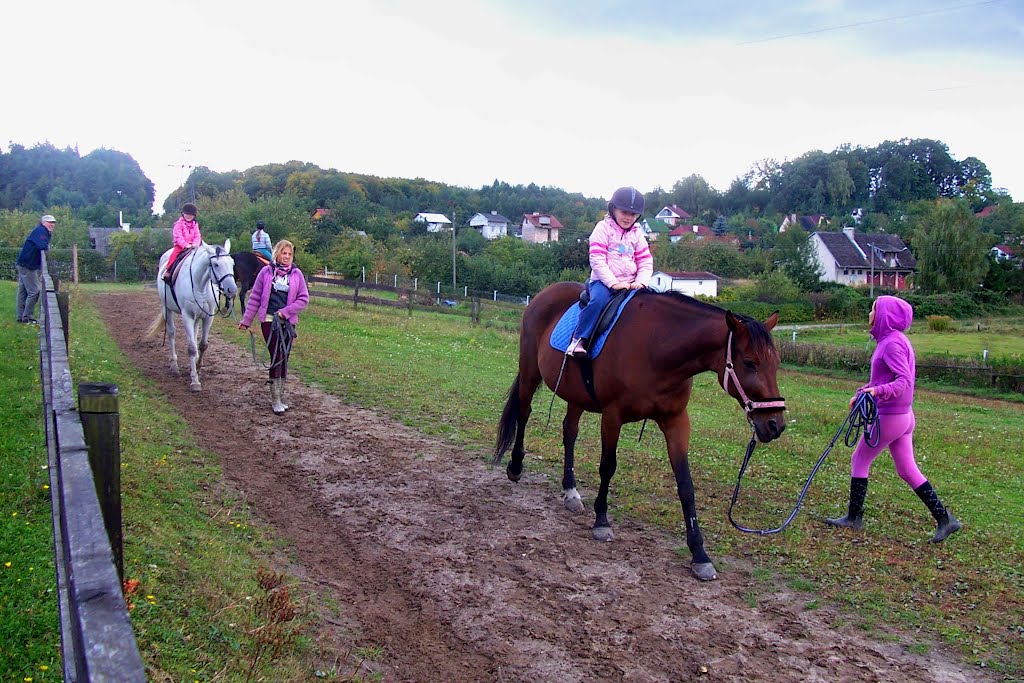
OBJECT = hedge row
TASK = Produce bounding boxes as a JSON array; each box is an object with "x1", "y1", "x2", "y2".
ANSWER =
[{"x1": 2, "y1": 247, "x2": 117, "y2": 282}]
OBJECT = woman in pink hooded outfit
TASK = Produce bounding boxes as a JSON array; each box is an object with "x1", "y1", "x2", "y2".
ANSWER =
[{"x1": 826, "y1": 295, "x2": 961, "y2": 543}]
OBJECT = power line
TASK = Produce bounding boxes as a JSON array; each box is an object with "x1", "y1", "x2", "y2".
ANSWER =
[{"x1": 736, "y1": 0, "x2": 1003, "y2": 45}]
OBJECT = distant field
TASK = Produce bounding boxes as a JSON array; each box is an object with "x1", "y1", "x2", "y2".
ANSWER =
[{"x1": 778, "y1": 318, "x2": 1024, "y2": 359}]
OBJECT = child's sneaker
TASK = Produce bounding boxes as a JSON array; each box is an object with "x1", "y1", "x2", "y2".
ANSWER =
[{"x1": 566, "y1": 338, "x2": 588, "y2": 357}]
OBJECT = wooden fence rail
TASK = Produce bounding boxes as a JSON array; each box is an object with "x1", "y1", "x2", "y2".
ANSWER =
[{"x1": 39, "y1": 254, "x2": 146, "y2": 682}]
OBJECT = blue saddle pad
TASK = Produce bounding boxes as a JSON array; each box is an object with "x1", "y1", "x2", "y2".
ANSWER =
[{"x1": 549, "y1": 289, "x2": 637, "y2": 359}]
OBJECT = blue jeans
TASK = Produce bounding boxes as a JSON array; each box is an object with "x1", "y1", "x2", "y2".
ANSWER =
[
  {"x1": 574, "y1": 280, "x2": 613, "y2": 341},
  {"x1": 16, "y1": 265, "x2": 42, "y2": 321},
  {"x1": 254, "y1": 247, "x2": 272, "y2": 261}
]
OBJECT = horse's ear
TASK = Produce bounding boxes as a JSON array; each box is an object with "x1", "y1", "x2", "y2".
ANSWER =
[
  {"x1": 725, "y1": 310, "x2": 740, "y2": 333},
  {"x1": 763, "y1": 310, "x2": 779, "y2": 331},
  {"x1": 224, "y1": 238, "x2": 232, "y2": 253}
]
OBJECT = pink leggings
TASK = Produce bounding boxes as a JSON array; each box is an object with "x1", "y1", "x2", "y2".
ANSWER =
[{"x1": 850, "y1": 411, "x2": 927, "y2": 489}]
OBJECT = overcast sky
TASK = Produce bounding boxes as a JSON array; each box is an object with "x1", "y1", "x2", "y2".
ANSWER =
[{"x1": 4, "y1": 0, "x2": 1023, "y2": 213}]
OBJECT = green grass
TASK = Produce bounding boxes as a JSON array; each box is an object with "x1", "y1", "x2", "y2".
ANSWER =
[
  {"x1": 0, "y1": 283, "x2": 60, "y2": 681},
  {"x1": 779, "y1": 318, "x2": 1024, "y2": 359},
  {"x1": 1, "y1": 281, "x2": 361, "y2": 681},
  {"x1": 8, "y1": 282, "x2": 1024, "y2": 678},
  {"x1": 241, "y1": 293, "x2": 1023, "y2": 675}
]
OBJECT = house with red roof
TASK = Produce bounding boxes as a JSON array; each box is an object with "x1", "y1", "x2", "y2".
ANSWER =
[
  {"x1": 654, "y1": 205, "x2": 692, "y2": 227},
  {"x1": 668, "y1": 224, "x2": 713, "y2": 242},
  {"x1": 519, "y1": 213, "x2": 563, "y2": 243}
]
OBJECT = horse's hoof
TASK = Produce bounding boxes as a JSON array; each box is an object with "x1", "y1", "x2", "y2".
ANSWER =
[
  {"x1": 505, "y1": 465, "x2": 522, "y2": 483},
  {"x1": 170, "y1": 367, "x2": 180, "y2": 377},
  {"x1": 591, "y1": 526, "x2": 614, "y2": 542},
  {"x1": 691, "y1": 562, "x2": 718, "y2": 581},
  {"x1": 563, "y1": 490, "x2": 584, "y2": 514},
  {"x1": 189, "y1": 383, "x2": 202, "y2": 393}
]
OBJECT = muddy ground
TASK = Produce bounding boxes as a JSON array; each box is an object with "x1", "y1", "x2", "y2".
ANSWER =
[{"x1": 96, "y1": 292, "x2": 995, "y2": 683}]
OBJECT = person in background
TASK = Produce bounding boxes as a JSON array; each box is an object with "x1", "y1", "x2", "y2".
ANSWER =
[
  {"x1": 251, "y1": 220, "x2": 272, "y2": 261},
  {"x1": 163, "y1": 203, "x2": 202, "y2": 284},
  {"x1": 15, "y1": 214, "x2": 56, "y2": 324},
  {"x1": 826, "y1": 295, "x2": 961, "y2": 543},
  {"x1": 566, "y1": 186, "x2": 653, "y2": 357},
  {"x1": 238, "y1": 240, "x2": 309, "y2": 415}
]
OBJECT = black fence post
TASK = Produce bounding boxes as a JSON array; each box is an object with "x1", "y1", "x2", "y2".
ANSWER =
[
  {"x1": 78, "y1": 383, "x2": 124, "y2": 583},
  {"x1": 353, "y1": 282, "x2": 360, "y2": 310}
]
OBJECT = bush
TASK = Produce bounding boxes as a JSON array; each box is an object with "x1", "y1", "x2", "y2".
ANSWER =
[
  {"x1": 727, "y1": 300, "x2": 814, "y2": 324},
  {"x1": 926, "y1": 315, "x2": 953, "y2": 332}
]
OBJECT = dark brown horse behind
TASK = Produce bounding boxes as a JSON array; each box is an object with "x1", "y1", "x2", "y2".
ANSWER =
[
  {"x1": 230, "y1": 251, "x2": 269, "y2": 307},
  {"x1": 493, "y1": 282, "x2": 786, "y2": 581}
]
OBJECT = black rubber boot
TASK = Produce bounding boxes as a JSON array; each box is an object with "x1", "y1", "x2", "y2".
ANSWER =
[
  {"x1": 826, "y1": 477, "x2": 868, "y2": 529},
  {"x1": 914, "y1": 481, "x2": 961, "y2": 543}
]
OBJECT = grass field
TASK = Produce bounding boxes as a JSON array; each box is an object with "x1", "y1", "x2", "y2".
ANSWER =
[
  {"x1": 0, "y1": 281, "x2": 344, "y2": 682},
  {"x1": 779, "y1": 318, "x2": 1024, "y2": 359},
  {"x1": 5, "y1": 281, "x2": 1024, "y2": 678}
]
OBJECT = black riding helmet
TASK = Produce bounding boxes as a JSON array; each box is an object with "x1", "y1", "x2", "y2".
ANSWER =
[
  {"x1": 607, "y1": 187, "x2": 644, "y2": 224},
  {"x1": 181, "y1": 202, "x2": 198, "y2": 216},
  {"x1": 255, "y1": 220, "x2": 265, "y2": 230}
]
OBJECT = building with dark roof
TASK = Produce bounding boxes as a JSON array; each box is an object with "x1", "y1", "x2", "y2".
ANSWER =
[{"x1": 810, "y1": 227, "x2": 916, "y2": 290}]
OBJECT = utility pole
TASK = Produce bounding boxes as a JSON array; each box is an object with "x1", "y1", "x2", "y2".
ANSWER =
[{"x1": 451, "y1": 211, "x2": 457, "y2": 293}]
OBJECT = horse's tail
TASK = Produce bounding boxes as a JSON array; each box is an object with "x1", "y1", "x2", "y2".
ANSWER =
[
  {"x1": 145, "y1": 309, "x2": 165, "y2": 340},
  {"x1": 493, "y1": 373, "x2": 521, "y2": 466}
]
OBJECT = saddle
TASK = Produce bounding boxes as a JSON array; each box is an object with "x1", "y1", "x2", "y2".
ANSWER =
[
  {"x1": 253, "y1": 252, "x2": 271, "y2": 267},
  {"x1": 549, "y1": 288, "x2": 637, "y2": 359},
  {"x1": 164, "y1": 247, "x2": 195, "y2": 286},
  {"x1": 580, "y1": 287, "x2": 631, "y2": 343}
]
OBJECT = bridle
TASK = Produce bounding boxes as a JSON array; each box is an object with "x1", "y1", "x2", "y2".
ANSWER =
[
  {"x1": 721, "y1": 330, "x2": 786, "y2": 418},
  {"x1": 188, "y1": 247, "x2": 235, "y2": 317}
]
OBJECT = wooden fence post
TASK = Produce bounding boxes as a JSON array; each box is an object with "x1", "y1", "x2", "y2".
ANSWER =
[
  {"x1": 407, "y1": 289, "x2": 413, "y2": 317},
  {"x1": 56, "y1": 287, "x2": 70, "y2": 349},
  {"x1": 78, "y1": 383, "x2": 124, "y2": 583},
  {"x1": 353, "y1": 283, "x2": 360, "y2": 309}
]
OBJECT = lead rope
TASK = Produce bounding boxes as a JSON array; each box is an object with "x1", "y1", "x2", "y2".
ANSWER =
[{"x1": 728, "y1": 392, "x2": 878, "y2": 535}]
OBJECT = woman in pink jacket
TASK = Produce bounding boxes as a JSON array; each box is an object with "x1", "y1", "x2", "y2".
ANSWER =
[
  {"x1": 238, "y1": 240, "x2": 310, "y2": 415},
  {"x1": 566, "y1": 186, "x2": 653, "y2": 357},
  {"x1": 163, "y1": 203, "x2": 202, "y2": 283},
  {"x1": 827, "y1": 295, "x2": 960, "y2": 543}
]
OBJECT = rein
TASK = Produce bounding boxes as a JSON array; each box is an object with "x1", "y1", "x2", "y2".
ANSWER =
[
  {"x1": 727, "y1": 392, "x2": 879, "y2": 535},
  {"x1": 248, "y1": 315, "x2": 297, "y2": 371}
]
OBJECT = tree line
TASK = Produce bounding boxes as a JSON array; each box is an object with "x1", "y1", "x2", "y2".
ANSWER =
[{"x1": 2, "y1": 140, "x2": 1022, "y2": 304}]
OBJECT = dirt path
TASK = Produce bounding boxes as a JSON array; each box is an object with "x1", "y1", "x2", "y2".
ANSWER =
[{"x1": 96, "y1": 292, "x2": 994, "y2": 683}]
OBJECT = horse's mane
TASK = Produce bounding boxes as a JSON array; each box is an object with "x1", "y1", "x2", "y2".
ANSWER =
[{"x1": 639, "y1": 288, "x2": 776, "y2": 354}]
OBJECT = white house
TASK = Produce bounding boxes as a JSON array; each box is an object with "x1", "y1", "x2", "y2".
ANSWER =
[
  {"x1": 468, "y1": 211, "x2": 510, "y2": 240},
  {"x1": 654, "y1": 205, "x2": 692, "y2": 227},
  {"x1": 649, "y1": 270, "x2": 719, "y2": 298},
  {"x1": 414, "y1": 212, "x2": 452, "y2": 233},
  {"x1": 810, "y1": 227, "x2": 915, "y2": 290},
  {"x1": 991, "y1": 244, "x2": 1017, "y2": 262}
]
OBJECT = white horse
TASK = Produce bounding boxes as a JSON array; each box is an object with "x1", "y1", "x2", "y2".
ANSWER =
[{"x1": 146, "y1": 241, "x2": 238, "y2": 392}]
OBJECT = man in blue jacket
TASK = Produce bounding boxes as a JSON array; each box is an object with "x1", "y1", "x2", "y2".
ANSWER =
[{"x1": 15, "y1": 214, "x2": 56, "y2": 324}]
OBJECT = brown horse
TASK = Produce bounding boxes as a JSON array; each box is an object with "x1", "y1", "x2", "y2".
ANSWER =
[{"x1": 493, "y1": 282, "x2": 786, "y2": 581}]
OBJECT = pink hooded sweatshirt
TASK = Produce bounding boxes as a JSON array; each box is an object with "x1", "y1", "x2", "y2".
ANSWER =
[
  {"x1": 172, "y1": 216, "x2": 202, "y2": 249},
  {"x1": 587, "y1": 216, "x2": 653, "y2": 287},
  {"x1": 863, "y1": 295, "x2": 916, "y2": 415}
]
